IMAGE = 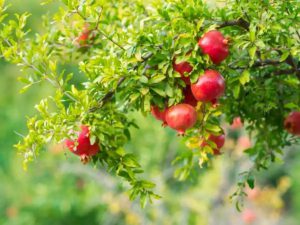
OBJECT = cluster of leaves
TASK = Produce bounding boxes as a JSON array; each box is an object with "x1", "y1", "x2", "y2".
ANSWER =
[{"x1": 0, "y1": 0, "x2": 299, "y2": 207}]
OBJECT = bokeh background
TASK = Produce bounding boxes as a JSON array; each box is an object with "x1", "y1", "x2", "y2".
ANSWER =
[{"x1": 1, "y1": 1, "x2": 300, "y2": 224}]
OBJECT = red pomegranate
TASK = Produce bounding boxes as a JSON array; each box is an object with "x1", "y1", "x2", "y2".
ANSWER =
[
  {"x1": 165, "y1": 104, "x2": 197, "y2": 135},
  {"x1": 231, "y1": 117, "x2": 243, "y2": 129},
  {"x1": 66, "y1": 125, "x2": 100, "y2": 163},
  {"x1": 191, "y1": 70, "x2": 225, "y2": 102},
  {"x1": 246, "y1": 187, "x2": 260, "y2": 201},
  {"x1": 198, "y1": 30, "x2": 229, "y2": 64},
  {"x1": 284, "y1": 111, "x2": 300, "y2": 136},
  {"x1": 173, "y1": 61, "x2": 193, "y2": 85},
  {"x1": 183, "y1": 86, "x2": 198, "y2": 107},
  {"x1": 237, "y1": 136, "x2": 252, "y2": 150},
  {"x1": 151, "y1": 106, "x2": 168, "y2": 126},
  {"x1": 201, "y1": 134, "x2": 225, "y2": 155},
  {"x1": 76, "y1": 24, "x2": 91, "y2": 47}
]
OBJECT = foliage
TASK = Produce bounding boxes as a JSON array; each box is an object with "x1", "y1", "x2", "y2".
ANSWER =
[{"x1": 0, "y1": 0, "x2": 299, "y2": 207}]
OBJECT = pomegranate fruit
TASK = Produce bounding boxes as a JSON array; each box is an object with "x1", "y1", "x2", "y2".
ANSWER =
[
  {"x1": 165, "y1": 104, "x2": 197, "y2": 135},
  {"x1": 237, "y1": 136, "x2": 252, "y2": 150},
  {"x1": 242, "y1": 209, "x2": 256, "y2": 224},
  {"x1": 151, "y1": 105, "x2": 168, "y2": 126},
  {"x1": 183, "y1": 86, "x2": 198, "y2": 107},
  {"x1": 201, "y1": 134, "x2": 225, "y2": 155},
  {"x1": 198, "y1": 30, "x2": 229, "y2": 64},
  {"x1": 191, "y1": 70, "x2": 225, "y2": 102},
  {"x1": 284, "y1": 111, "x2": 300, "y2": 136},
  {"x1": 173, "y1": 61, "x2": 193, "y2": 85},
  {"x1": 246, "y1": 187, "x2": 260, "y2": 201},
  {"x1": 66, "y1": 125, "x2": 100, "y2": 163},
  {"x1": 231, "y1": 117, "x2": 243, "y2": 129},
  {"x1": 76, "y1": 24, "x2": 91, "y2": 47}
]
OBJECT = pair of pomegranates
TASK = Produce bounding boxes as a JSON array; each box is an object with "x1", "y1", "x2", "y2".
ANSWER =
[
  {"x1": 152, "y1": 105, "x2": 225, "y2": 154},
  {"x1": 173, "y1": 30, "x2": 228, "y2": 103}
]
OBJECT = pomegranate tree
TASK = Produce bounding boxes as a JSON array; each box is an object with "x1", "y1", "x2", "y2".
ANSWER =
[{"x1": 7, "y1": 0, "x2": 300, "y2": 209}]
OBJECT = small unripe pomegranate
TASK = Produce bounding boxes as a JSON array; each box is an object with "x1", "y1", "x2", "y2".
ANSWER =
[
  {"x1": 165, "y1": 104, "x2": 197, "y2": 135},
  {"x1": 76, "y1": 31, "x2": 90, "y2": 46},
  {"x1": 242, "y1": 209, "x2": 256, "y2": 224},
  {"x1": 183, "y1": 86, "x2": 198, "y2": 107},
  {"x1": 198, "y1": 30, "x2": 229, "y2": 64},
  {"x1": 151, "y1": 105, "x2": 168, "y2": 126},
  {"x1": 284, "y1": 111, "x2": 300, "y2": 136},
  {"x1": 191, "y1": 70, "x2": 225, "y2": 102},
  {"x1": 66, "y1": 125, "x2": 100, "y2": 163},
  {"x1": 201, "y1": 134, "x2": 225, "y2": 155},
  {"x1": 231, "y1": 117, "x2": 243, "y2": 130},
  {"x1": 173, "y1": 61, "x2": 193, "y2": 85}
]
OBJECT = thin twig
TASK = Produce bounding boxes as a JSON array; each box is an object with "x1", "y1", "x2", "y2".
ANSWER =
[{"x1": 75, "y1": 6, "x2": 125, "y2": 51}]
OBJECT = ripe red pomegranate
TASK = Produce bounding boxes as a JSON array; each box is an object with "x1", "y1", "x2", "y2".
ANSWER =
[
  {"x1": 191, "y1": 70, "x2": 225, "y2": 102},
  {"x1": 183, "y1": 86, "x2": 198, "y2": 107},
  {"x1": 201, "y1": 134, "x2": 225, "y2": 155},
  {"x1": 66, "y1": 125, "x2": 100, "y2": 163},
  {"x1": 151, "y1": 106, "x2": 168, "y2": 126},
  {"x1": 284, "y1": 111, "x2": 300, "y2": 136},
  {"x1": 165, "y1": 104, "x2": 197, "y2": 135},
  {"x1": 173, "y1": 61, "x2": 193, "y2": 85},
  {"x1": 198, "y1": 30, "x2": 229, "y2": 64},
  {"x1": 242, "y1": 209, "x2": 256, "y2": 224}
]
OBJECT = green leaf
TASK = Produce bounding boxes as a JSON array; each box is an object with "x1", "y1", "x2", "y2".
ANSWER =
[
  {"x1": 247, "y1": 176, "x2": 255, "y2": 189},
  {"x1": 135, "y1": 52, "x2": 143, "y2": 62},
  {"x1": 239, "y1": 70, "x2": 250, "y2": 85},
  {"x1": 248, "y1": 46, "x2": 257, "y2": 60},
  {"x1": 140, "y1": 76, "x2": 148, "y2": 84},
  {"x1": 233, "y1": 84, "x2": 240, "y2": 99},
  {"x1": 205, "y1": 124, "x2": 222, "y2": 133},
  {"x1": 151, "y1": 87, "x2": 166, "y2": 97},
  {"x1": 284, "y1": 102, "x2": 299, "y2": 110},
  {"x1": 149, "y1": 74, "x2": 165, "y2": 84},
  {"x1": 280, "y1": 52, "x2": 290, "y2": 62},
  {"x1": 249, "y1": 26, "x2": 256, "y2": 42}
]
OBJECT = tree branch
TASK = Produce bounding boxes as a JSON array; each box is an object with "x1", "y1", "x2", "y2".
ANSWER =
[
  {"x1": 218, "y1": 18, "x2": 250, "y2": 31},
  {"x1": 89, "y1": 52, "x2": 154, "y2": 113}
]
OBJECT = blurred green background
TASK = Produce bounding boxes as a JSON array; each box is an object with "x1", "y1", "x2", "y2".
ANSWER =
[{"x1": 1, "y1": 1, "x2": 300, "y2": 225}]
